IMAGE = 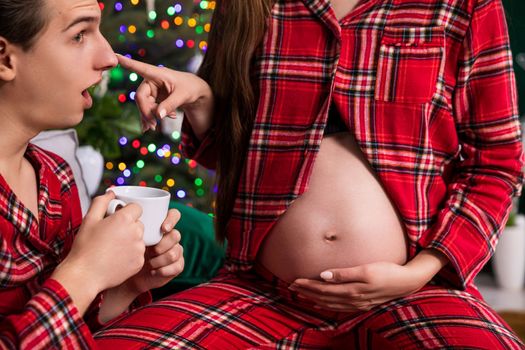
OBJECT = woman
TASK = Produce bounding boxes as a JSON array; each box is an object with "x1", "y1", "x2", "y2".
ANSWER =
[
  {"x1": 96, "y1": 0, "x2": 524, "y2": 348},
  {"x1": 0, "y1": 1, "x2": 184, "y2": 348}
]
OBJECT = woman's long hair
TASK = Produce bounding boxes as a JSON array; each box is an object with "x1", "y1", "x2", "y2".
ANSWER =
[{"x1": 198, "y1": 0, "x2": 274, "y2": 242}]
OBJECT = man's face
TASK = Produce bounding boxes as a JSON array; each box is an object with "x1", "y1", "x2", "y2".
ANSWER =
[{"x1": 11, "y1": 0, "x2": 117, "y2": 131}]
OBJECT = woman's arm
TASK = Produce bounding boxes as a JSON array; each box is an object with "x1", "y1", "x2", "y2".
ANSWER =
[
  {"x1": 418, "y1": 0, "x2": 524, "y2": 289},
  {"x1": 117, "y1": 55, "x2": 217, "y2": 168},
  {"x1": 116, "y1": 54, "x2": 215, "y2": 138}
]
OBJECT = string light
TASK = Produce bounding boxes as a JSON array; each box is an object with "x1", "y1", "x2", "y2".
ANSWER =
[
  {"x1": 174, "y1": 16, "x2": 183, "y2": 26},
  {"x1": 119, "y1": 137, "x2": 128, "y2": 146}
]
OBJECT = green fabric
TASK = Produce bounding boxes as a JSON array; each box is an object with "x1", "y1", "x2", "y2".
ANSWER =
[{"x1": 151, "y1": 201, "x2": 225, "y2": 300}]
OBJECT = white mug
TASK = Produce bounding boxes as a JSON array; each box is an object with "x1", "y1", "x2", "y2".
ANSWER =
[{"x1": 106, "y1": 186, "x2": 170, "y2": 246}]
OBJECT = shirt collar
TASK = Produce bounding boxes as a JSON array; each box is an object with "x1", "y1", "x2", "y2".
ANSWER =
[{"x1": 0, "y1": 144, "x2": 54, "y2": 253}]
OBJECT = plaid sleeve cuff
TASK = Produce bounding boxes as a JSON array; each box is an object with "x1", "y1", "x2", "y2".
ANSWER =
[
  {"x1": 7, "y1": 278, "x2": 95, "y2": 350},
  {"x1": 419, "y1": 210, "x2": 495, "y2": 290},
  {"x1": 180, "y1": 115, "x2": 217, "y2": 169},
  {"x1": 420, "y1": 235, "x2": 466, "y2": 289}
]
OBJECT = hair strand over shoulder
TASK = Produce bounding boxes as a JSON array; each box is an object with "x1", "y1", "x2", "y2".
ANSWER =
[{"x1": 198, "y1": 0, "x2": 274, "y2": 242}]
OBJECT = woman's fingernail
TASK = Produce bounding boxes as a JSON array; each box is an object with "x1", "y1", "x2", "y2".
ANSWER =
[
  {"x1": 159, "y1": 109, "x2": 167, "y2": 119},
  {"x1": 320, "y1": 271, "x2": 333, "y2": 280}
]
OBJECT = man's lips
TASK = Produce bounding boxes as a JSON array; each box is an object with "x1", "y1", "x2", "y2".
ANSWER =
[
  {"x1": 81, "y1": 89, "x2": 93, "y2": 108},
  {"x1": 81, "y1": 79, "x2": 102, "y2": 108}
]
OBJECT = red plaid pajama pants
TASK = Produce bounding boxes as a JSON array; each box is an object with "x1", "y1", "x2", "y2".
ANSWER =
[{"x1": 94, "y1": 267, "x2": 524, "y2": 349}]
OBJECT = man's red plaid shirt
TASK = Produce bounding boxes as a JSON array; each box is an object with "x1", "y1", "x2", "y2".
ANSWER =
[
  {"x1": 0, "y1": 145, "x2": 149, "y2": 349},
  {"x1": 182, "y1": 0, "x2": 524, "y2": 290}
]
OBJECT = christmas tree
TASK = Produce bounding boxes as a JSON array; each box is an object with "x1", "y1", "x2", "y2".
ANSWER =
[{"x1": 77, "y1": 0, "x2": 216, "y2": 215}]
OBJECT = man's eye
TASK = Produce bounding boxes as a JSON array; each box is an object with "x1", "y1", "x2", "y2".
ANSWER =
[{"x1": 74, "y1": 32, "x2": 85, "y2": 43}]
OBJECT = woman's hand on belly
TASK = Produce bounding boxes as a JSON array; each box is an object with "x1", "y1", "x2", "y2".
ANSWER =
[{"x1": 288, "y1": 249, "x2": 448, "y2": 312}]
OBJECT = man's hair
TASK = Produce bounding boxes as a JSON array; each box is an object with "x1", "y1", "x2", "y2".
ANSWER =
[{"x1": 0, "y1": 0, "x2": 48, "y2": 50}]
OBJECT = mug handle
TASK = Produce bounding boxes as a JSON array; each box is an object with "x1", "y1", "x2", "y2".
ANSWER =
[{"x1": 106, "y1": 199, "x2": 127, "y2": 216}]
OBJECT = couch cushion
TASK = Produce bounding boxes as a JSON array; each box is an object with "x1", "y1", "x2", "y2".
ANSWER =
[{"x1": 31, "y1": 129, "x2": 91, "y2": 216}]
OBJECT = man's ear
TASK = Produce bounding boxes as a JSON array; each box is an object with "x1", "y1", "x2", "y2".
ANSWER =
[{"x1": 0, "y1": 37, "x2": 16, "y2": 82}]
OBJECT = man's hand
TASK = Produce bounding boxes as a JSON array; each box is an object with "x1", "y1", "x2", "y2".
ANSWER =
[
  {"x1": 125, "y1": 208, "x2": 185, "y2": 294},
  {"x1": 98, "y1": 209, "x2": 185, "y2": 323},
  {"x1": 53, "y1": 191, "x2": 145, "y2": 316}
]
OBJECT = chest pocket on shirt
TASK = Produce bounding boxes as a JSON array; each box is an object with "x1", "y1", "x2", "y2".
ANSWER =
[{"x1": 375, "y1": 26, "x2": 444, "y2": 104}]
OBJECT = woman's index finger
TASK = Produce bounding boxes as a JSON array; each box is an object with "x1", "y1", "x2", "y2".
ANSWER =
[{"x1": 116, "y1": 54, "x2": 160, "y2": 80}]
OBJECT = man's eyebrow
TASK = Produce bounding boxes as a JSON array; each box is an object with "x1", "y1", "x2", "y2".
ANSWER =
[{"x1": 62, "y1": 16, "x2": 99, "y2": 32}]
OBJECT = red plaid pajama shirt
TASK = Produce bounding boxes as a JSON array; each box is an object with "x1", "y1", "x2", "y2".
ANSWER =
[
  {"x1": 0, "y1": 145, "x2": 149, "y2": 350},
  {"x1": 95, "y1": 0, "x2": 525, "y2": 348}
]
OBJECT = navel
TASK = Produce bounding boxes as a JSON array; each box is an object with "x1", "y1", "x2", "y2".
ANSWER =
[{"x1": 323, "y1": 230, "x2": 338, "y2": 242}]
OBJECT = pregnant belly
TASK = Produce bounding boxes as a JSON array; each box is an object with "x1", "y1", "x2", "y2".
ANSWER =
[{"x1": 257, "y1": 133, "x2": 408, "y2": 282}]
